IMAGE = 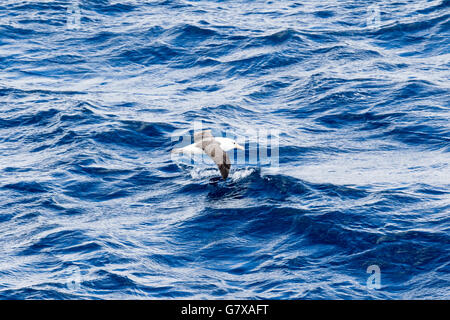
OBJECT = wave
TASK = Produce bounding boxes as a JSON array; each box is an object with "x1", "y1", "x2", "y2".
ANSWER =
[{"x1": 0, "y1": 0, "x2": 448, "y2": 300}]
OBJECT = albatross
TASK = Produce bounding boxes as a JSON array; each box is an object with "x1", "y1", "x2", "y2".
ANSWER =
[{"x1": 171, "y1": 130, "x2": 244, "y2": 180}]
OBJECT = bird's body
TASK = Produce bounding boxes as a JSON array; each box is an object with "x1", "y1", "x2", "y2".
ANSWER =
[
  {"x1": 172, "y1": 131, "x2": 244, "y2": 180},
  {"x1": 172, "y1": 137, "x2": 239, "y2": 154}
]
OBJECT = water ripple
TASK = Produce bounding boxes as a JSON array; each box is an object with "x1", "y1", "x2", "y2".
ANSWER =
[{"x1": 0, "y1": 0, "x2": 449, "y2": 299}]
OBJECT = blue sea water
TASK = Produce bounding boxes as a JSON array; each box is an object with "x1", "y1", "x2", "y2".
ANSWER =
[{"x1": 0, "y1": 0, "x2": 449, "y2": 299}]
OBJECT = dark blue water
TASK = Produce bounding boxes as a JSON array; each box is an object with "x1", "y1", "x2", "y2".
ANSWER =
[{"x1": 1, "y1": 0, "x2": 449, "y2": 299}]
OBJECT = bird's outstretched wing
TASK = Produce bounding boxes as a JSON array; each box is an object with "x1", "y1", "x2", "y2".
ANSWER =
[
  {"x1": 194, "y1": 130, "x2": 230, "y2": 180},
  {"x1": 193, "y1": 130, "x2": 214, "y2": 143},
  {"x1": 203, "y1": 141, "x2": 231, "y2": 180}
]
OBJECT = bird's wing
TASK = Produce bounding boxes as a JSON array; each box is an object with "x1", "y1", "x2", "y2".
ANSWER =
[
  {"x1": 198, "y1": 138, "x2": 231, "y2": 180},
  {"x1": 193, "y1": 130, "x2": 213, "y2": 143}
]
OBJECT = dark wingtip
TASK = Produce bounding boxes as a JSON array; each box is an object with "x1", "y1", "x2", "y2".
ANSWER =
[{"x1": 218, "y1": 164, "x2": 230, "y2": 180}]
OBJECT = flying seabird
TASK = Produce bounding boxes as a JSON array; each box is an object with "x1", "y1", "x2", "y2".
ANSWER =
[{"x1": 171, "y1": 130, "x2": 244, "y2": 180}]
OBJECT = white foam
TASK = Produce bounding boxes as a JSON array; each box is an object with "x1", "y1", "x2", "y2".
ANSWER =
[
  {"x1": 189, "y1": 167, "x2": 256, "y2": 181},
  {"x1": 230, "y1": 167, "x2": 256, "y2": 181},
  {"x1": 189, "y1": 167, "x2": 219, "y2": 179}
]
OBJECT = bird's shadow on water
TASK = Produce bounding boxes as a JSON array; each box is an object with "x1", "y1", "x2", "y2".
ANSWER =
[
  {"x1": 208, "y1": 176, "x2": 222, "y2": 184},
  {"x1": 206, "y1": 180, "x2": 244, "y2": 201},
  {"x1": 205, "y1": 168, "x2": 259, "y2": 202}
]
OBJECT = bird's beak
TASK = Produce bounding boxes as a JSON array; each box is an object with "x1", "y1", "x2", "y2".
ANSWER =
[{"x1": 236, "y1": 143, "x2": 245, "y2": 151}]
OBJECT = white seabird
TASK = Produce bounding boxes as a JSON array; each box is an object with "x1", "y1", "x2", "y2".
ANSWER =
[{"x1": 171, "y1": 130, "x2": 244, "y2": 180}]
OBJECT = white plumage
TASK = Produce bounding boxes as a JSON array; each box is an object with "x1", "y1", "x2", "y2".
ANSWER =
[{"x1": 172, "y1": 131, "x2": 244, "y2": 179}]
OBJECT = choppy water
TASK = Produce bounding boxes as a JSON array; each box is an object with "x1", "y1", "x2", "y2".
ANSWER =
[{"x1": 0, "y1": 0, "x2": 449, "y2": 299}]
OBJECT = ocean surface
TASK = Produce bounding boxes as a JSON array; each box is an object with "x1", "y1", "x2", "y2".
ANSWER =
[{"x1": 0, "y1": 0, "x2": 449, "y2": 299}]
